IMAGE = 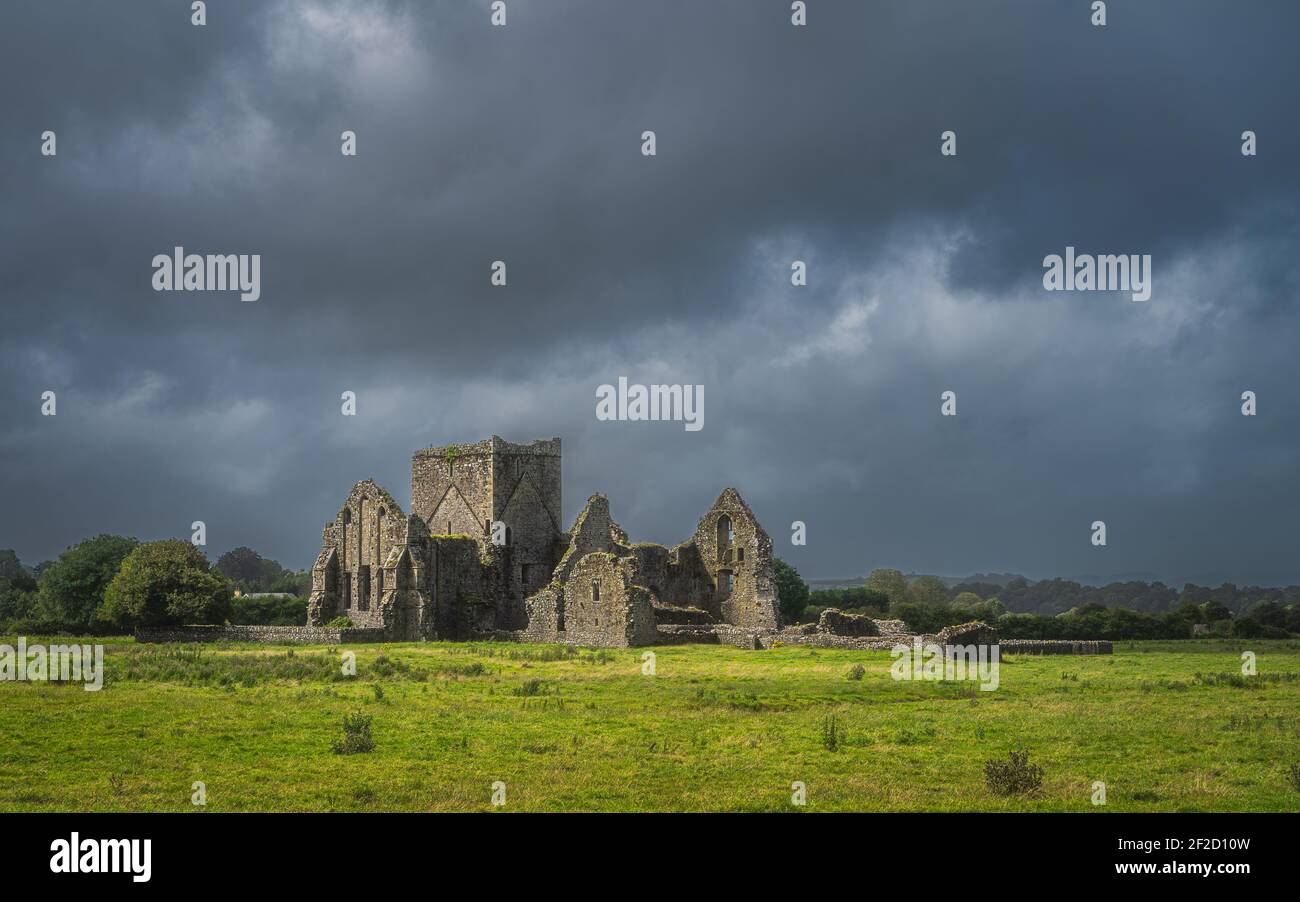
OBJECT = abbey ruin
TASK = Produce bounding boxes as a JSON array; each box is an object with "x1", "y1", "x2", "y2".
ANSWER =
[
  {"x1": 305, "y1": 437, "x2": 781, "y2": 647},
  {"x1": 278, "y1": 435, "x2": 1109, "y2": 655}
]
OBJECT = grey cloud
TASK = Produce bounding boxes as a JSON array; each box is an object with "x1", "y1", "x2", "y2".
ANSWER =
[{"x1": 2, "y1": 0, "x2": 1299, "y2": 586}]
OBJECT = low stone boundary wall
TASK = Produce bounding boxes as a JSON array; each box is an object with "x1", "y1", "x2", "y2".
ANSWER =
[
  {"x1": 655, "y1": 624, "x2": 765, "y2": 649},
  {"x1": 763, "y1": 630, "x2": 1115, "y2": 654},
  {"x1": 134, "y1": 625, "x2": 388, "y2": 644},
  {"x1": 768, "y1": 630, "x2": 898, "y2": 650},
  {"x1": 1000, "y1": 639, "x2": 1112, "y2": 655}
]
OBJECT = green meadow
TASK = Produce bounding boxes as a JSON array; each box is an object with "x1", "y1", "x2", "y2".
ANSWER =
[{"x1": 1, "y1": 637, "x2": 1298, "y2": 812}]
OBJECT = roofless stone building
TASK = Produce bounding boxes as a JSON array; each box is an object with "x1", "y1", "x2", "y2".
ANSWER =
[{"x1": 306, "y1": 437, "x2": 780, "y2": 647}]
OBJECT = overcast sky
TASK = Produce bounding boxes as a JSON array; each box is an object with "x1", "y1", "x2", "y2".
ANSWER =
[{"x1": 2, "y1": 0, "x2": 1299, "y2": 585}]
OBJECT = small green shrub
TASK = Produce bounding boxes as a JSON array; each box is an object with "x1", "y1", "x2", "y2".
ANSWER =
[
  {"x1": 846, "y1": 664, "x2": 865, "y2": 681},
  {"x1": 984, "y1": 749, "x2": 1043, "y2": 796},
  {"x1": 331, "y1": 711, "x2": 375, "y2": 755},
  {"x1": 325, "y1": 616, "x2": 354, "y2": 628}
]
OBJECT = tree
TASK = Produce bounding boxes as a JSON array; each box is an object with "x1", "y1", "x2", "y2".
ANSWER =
[
  {"x1": 215, "y1": 546, "x2": 267, "y2": 584},
  {"x1": 36, "y1": 535, "x2": 138, "y2": 631},
  {"x1": 907, "y1": 575, "x2": 948, "y2": 607},
  {"x1": 865, "y1": 569, "x2": 909, "y2": 608},
  {"x1": 951, "y1": 591, "x2": 984, "y2": 611},
  {"x1": 1246, "y1": 600, "x2": 1287, "y2": 629},
  {"x1": 1201, "y1": 600, "x2": 1232, "y2": 622},
  {"x1": 0, "y1": 583, "x2": 38, "y2": 625},
  {"x1": 99, "y1": 540, "x2": 233, "y2": 629},
  {"x1": 0, "y1": 549, "x2": 30, "y2": 587},
  {"x1": 772, "y1": 558, "x2": 810, "y2": 625},
  {"x1": 1285, "y1": 605, "x2": 1300, "y2": 635},
  {"x1": 216, "y1": 547, "x2": 307, "y2": 595}
]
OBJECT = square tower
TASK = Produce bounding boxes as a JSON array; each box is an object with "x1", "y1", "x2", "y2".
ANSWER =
[{"x1": 411, "y1": 437, "x2": 563, "y2": 593}]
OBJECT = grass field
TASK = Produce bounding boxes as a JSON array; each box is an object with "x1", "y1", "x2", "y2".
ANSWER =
[{"x1": 2, "y1": 636, "x2": 1299, "y2": 812}]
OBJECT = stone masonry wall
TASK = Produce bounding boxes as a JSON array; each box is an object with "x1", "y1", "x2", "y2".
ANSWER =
[
  {"x1": 560, "y1": 551, "x2": 657, "y2": 647},
  {"x1": 690, "y1": 488, "x2": 779, "y2": 629},
  {"x1": 411, "y1": 439, "x2": 495, "y2": 543}
]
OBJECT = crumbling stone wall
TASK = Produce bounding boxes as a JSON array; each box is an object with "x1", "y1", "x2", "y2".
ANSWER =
[
  {"x1": 411, "y1": 439, "x2": 495, "y2": 541},
  {"x1": 689, "y1": 489, "x2": 779, "y2": 629},
  {"x1": 377, "y1": 514, "x2": 434, "y2": 640},
  {"x1": 560, "y1": 552, "x2": 657, "y2": 647},
  {"x1": 493, "y1": 437, "x2": 563, "y2": 598},
  {"x1": 523, "y1": 584, "x2": 564, "y2": 639},
  {"x1": 1000, "y1": 639, "x2": 1113, "y2": 655},
  {"x1": 554, "y1": 494, "x2": 625, "y2": 582},
  {"x1": 627, "y1": 542, "x2": 718, "y2": 618},
  {"x1": 817, "y1": 608, "x2": 881, "y2": 637},
  {"x1": 308, "y1": 479, "x2": 405, "y2": 628},
  {"x1": 427, "y1": 536, "x2": 493, "y2": 640},
  {"x1": 935, "y1": 620, "x2": 999, "y2": 646}
]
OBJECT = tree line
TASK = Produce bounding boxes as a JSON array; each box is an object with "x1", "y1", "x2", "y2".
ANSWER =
[
  {"x1": 0, "y1": 539, "x2": 308, "y2": 635},
  {"x1": 771, "y1": 562, "x2": 1300, "y2": 640}
]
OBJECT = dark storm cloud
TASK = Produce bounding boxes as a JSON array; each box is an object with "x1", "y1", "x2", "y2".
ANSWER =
[{"x1": 2, "y1": 0, "x2": 1299, "y2": 585}]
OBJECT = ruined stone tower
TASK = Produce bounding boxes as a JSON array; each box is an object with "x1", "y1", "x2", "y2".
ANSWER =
[{"x1": 410, "y1": 436, "x2": 563, "y2": 599}]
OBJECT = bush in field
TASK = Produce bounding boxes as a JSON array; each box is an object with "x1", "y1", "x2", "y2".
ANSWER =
[
  {"x1": 845, "y1": 663, "x2": 865, "y2": 681},
  {"x1": 325, "y1": 615, "x2": 354, "y2": 628},
  {"x1": 98, "y1": 540, "x2": 233, "y2": 629},
  {"x1": 331, "y1": 712, "x2": 375, "y2": 755},
  {"x1": 984, "y1": 750, "x2": 1044, "y2": 796}
]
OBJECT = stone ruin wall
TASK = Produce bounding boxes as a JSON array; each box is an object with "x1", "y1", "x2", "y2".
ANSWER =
[
  {"x1": 555, "y1": 551, "x2": 657, "y2": 647},
  {"x1": 689, "y1": 489, "x2": 779, "y2": 630},
  {"x1": 492, "y1": 438, "x2": 563, "y2": 599},
  {"x1": 307, "y1": 479, "x2": 406, "y2": 629}
]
